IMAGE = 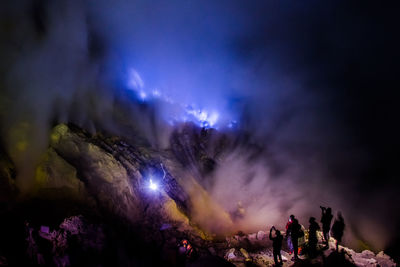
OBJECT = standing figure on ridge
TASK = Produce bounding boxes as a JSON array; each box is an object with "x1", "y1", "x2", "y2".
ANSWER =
[
  {"x1": 331, "y1": 212, "x2": 345, "y2": 251},
  {"x1": 269, "y1": 226, "x2": 283, "y2": 266},
  {"x1": 285, "y1": 216, "x2": 294, "y2": 254},
  {"x1": 286, "y1": 215, "x2": 301, "y2": 260},
  {"x1": 308, "y1": 217, "x2": 320, "y2": 257},
  {"x1": 320, "y1": 206, "x2": 333, "y2": 245}
]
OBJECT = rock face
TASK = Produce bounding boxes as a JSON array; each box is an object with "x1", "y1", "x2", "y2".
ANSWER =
[
  {"x1": 39, "y1": 123, "x2": 194, "y2": 229},
  {"x1": 34, "y1": 148, "x2": 87, "y2": 200},
  {"x1": 0, "y1": 123, "x2": 210, "y2": 266},
  {"x1": 0, "y1": 146, "x2": 17, "y2": 203},
  {"x1": 170, "y1": 123, "x2": 232, "y2": 183},
  {"x1": 49, "y1": 124, "x2": 142, "y2": 222}
]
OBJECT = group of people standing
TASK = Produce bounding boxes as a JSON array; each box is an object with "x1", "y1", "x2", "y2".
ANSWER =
[{"x1": 269, "y1": 206, "x2": 345, "y2": 266}]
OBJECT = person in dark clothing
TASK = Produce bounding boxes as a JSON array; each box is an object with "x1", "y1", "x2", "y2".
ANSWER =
[
  {"x1": 285, "y1": 217, "x2": 294, "y2": 254},
  {"x1": 320, "y1": 206, "x2": 333, "y2": 245},
  {"x1": 308, "y1": 217, "x2": 320, "y2": 257},
  {"x1": 331, "y1": 212, "x2": 345, "y2": 251},
  {"x1": 269, "y1": 226, "x2": 283, "y2": 266},
  {"x1": 286, "y1": 215, "x2": 301, "y2": 260}
]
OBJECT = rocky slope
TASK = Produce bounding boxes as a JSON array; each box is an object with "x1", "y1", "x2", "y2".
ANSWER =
[
  {"x1": 0, "y1": 123, "x2": 397, "y2": 266},
  {"x1": 221, "y1": 231, "x2": 396, "y2": 267}
]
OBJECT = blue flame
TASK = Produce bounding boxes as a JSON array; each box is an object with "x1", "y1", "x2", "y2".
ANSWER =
[{"x1": 126, "y1": 68, "x2": 237, "y2": 129}]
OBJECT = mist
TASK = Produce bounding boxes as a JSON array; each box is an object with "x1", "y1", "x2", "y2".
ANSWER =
[{"x1": 0, "y1": 0, "x2": 399, "y2": 253}]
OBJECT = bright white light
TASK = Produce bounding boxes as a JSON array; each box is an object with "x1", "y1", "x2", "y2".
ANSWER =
[
  {"x1": 208, "y1": 111, "x2": 219, "y2": 126},
  {"x1": 139, "y1": 90, "x2": 147, "y2": 100},
  {"x1": 185, "y1": 107, "x2": 220, "y2": 128},
  {"x1": 149, "y1": 179, "x2": 158, "y2": 191}
]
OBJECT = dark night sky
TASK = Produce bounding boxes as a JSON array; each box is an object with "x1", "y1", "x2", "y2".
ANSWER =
[{"x1": 0, "y1": 0, "x2": 399, "y2": 253}]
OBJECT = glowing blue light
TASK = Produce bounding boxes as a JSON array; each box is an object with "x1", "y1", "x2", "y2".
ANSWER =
[
  {"x1": 127, "y1": 69, "x2": 144, "y2": 90},
  {"x1": 184, "y1": 106, "x2": 220, "y2": 128},
  {"x1": 201, "y1": 121, "x2": 209, "y2": 128},
  {"x1": 149, "y1": 178, "x2": 158, "y2": 191},
  {"x1": 125, "y1": 67, "x2": 237, "y2": 129},
  {"x1": 139, "y1": 90, "x2": 147, "y2": 100},
  {"x1": 208, "y1": 112, "x2": 219, "y2": 127},
  {"x1": 228, "y1": 120, "x2": 238, "y2": 128}
]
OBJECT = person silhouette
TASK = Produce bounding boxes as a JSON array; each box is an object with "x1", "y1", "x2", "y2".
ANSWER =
[
  {"x1": 308, "y1": 217, "x2": 320, "y2": 257},
  {"x1": 286, "y1": 215, "x2": 301, "y2": 260},
  {"x1": 331, "y1": 212, "x2": 345, "y2": 251},
  {"x1": 269, "y1": 226, "x2": 283, "y2": 266},
  {"x1": 285, "y1": 216, "x2": 294, "y2": 254},
  {"x1": 320, "y1": 206, "x2": 333, "y2": 245}
]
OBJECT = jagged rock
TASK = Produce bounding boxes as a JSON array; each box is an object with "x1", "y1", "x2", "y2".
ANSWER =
[
  {"x1": 49, "y1": 124, "x2": 147, "y2": 222},
  {"x1": 281, "y1": 253, "x2": 289, "y2": 262},
  {"x1": 34, "y1": 148, "x2": 88, "y2": 201},
  {"x1": 0, "y1": 147, "x2": 17, "y2": 203},
  {"x1": 40, "y1": 123, "x2": 239, "y2": 248},
  {"x1": 248, "y1": 233, "x2": 257, "y2": 242},
  {"x1": 257, "y1": 230, "x2": 266, "y2": 240},
  {"x1": 222, "y1": 231, "x2": 397, "y2": 267},
  {"x1": 252, "y1": 252, "x2": 275, "y2": 266},
  {"x1": 343, "y1": 248, "x2": 397, "y2": 267},
  {"x1": 226, "y1": 248, "x2": 237, "y2": 260},
  {"x1": 170, "y1": 123, "x2": 231, "y2": 182},
  {"x1": 59, "y1": 216, "x2": 105, "y2": 251},
  {"x1": 44, "y1": 123, "x2": 200, "y2": 250},
  {"x1": 376, "y1": 251, "x2": 396, "y2": 267},
  {"x1": 59, "y1": 215, "x2": 86, "y2": 235},
  {"x1": 24, "y1": 215, "x2": 105, "y2": 267},
  {"x1": 361, "y1": 250, "x2": 375, "y2": 258},
  {"x1": 239, "y1": 248, "x2": 250, "y2": 260}
]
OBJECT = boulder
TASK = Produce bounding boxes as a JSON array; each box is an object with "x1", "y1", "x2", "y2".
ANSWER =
[
  {"x1": 376, "y1": 251, "x2": 396, "y2": 267},
  {"x1": 226, "y1": 248, "x2": 237, "y2": 261},
  {"x1": 256, "y1": 231, "x2": 266, "y2": 241}
]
